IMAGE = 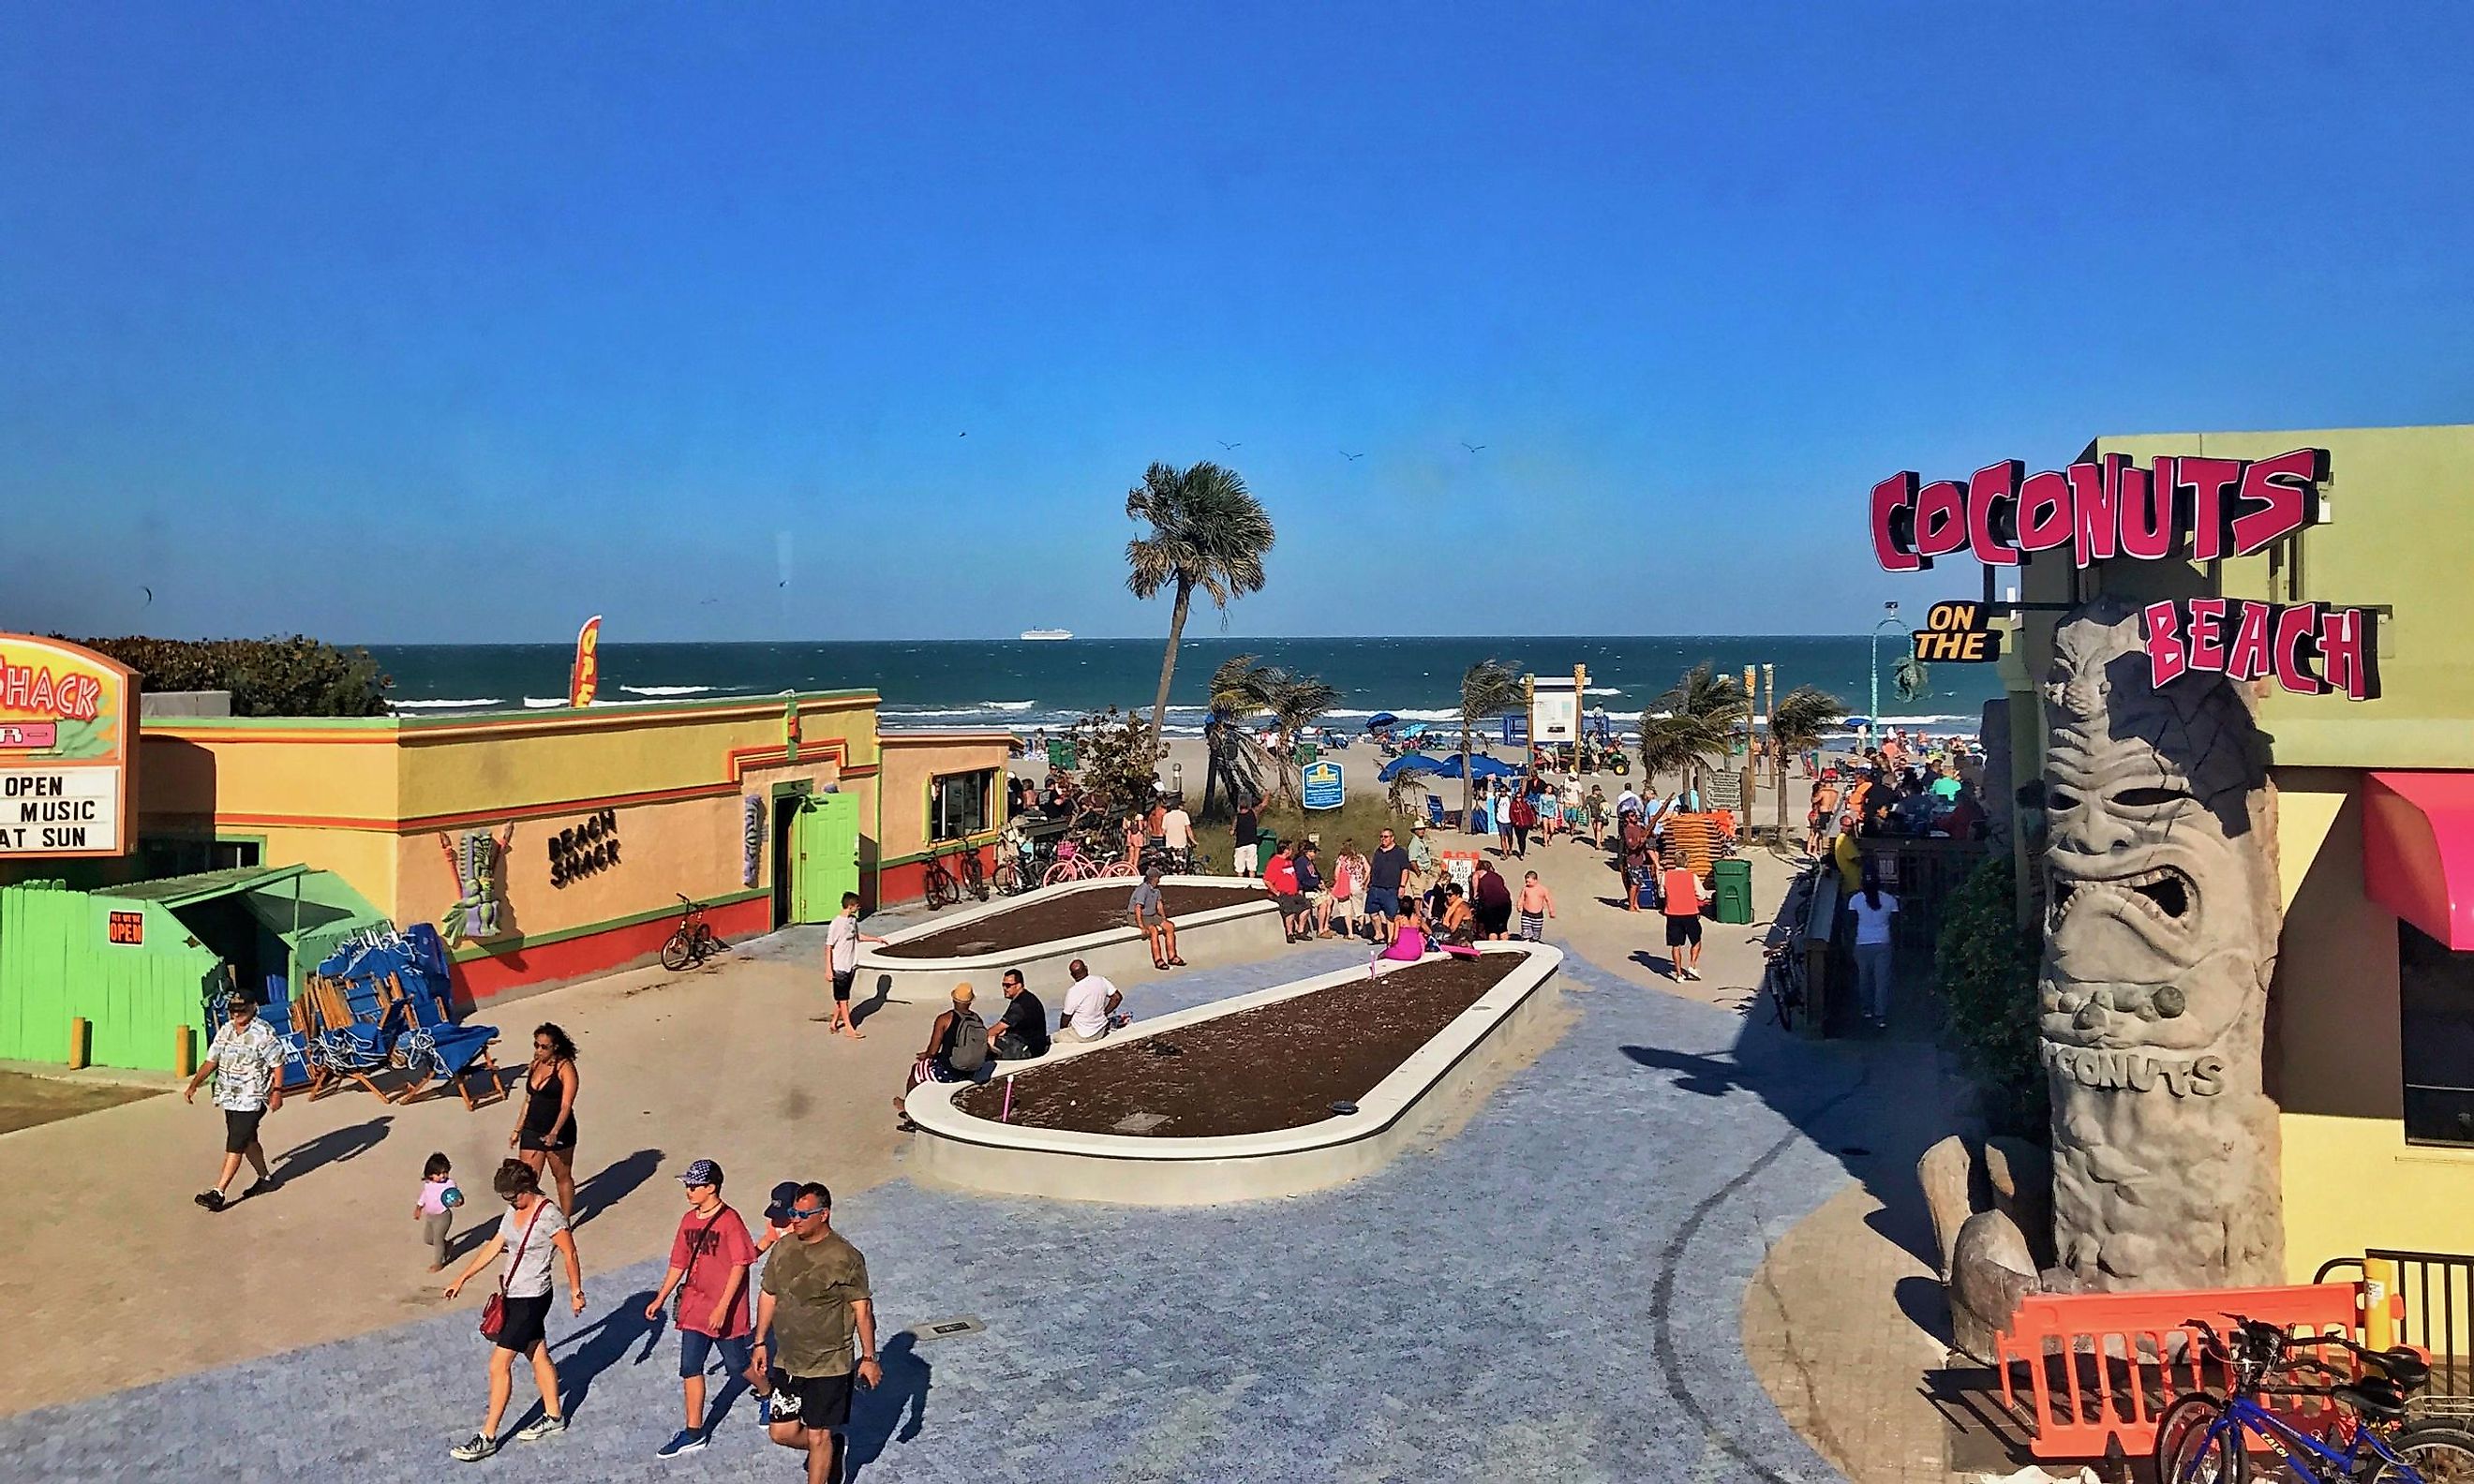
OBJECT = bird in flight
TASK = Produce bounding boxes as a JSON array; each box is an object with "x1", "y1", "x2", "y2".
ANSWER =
[
  {"x1": 1340, "y1": 450, "x2": 1364, "y2": 462},
  {"x1": 140, "y1": 585, "x2": 155, "y2": 606},
  {"x1": 958, "y1": 431, "x2": 968, "y2": 438},
  {"x1": 1217, "y1": 440, "x2": 1242, "y2": 451},
  {"x1": 1461, "y1": 441, "x2": 1487, "y2": 453}
]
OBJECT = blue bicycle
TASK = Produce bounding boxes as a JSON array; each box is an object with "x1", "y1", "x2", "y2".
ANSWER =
[{"x1": 2154, "y1": 1314, "x2": 2471, "y2": 1482}]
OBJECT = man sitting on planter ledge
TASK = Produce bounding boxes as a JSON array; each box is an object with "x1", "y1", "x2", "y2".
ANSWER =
[{"x1": 989, "y1": 970, "x2": 1051, "y2": 1061}]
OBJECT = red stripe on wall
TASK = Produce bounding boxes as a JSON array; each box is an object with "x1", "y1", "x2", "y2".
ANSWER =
[{"x1": 450, "y1": 896, "x2": 774, "y2": 1005}]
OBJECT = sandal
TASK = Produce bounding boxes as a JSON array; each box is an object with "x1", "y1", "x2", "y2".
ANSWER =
[{"x1": 1168, "y1": 957, "x2": 1187, "y2": 967}]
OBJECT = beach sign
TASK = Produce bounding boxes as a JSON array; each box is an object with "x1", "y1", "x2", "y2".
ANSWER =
[
  {"x1": 0, "y1": 634, "x2": 136, "y2": 859},
  {"x1": 1912, "y1": 601, "x2": 2003, "y2": 663},
  {"x1": 568, "y1": 615, "x2": 602, "y2": 707},
  {"x1": 1302, "y1": 759, "x2": 1345, "y2": 810}
]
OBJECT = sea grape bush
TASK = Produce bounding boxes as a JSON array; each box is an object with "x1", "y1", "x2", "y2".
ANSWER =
[
  {"x1": 62, "y1": 634, "x2": 394, "y2": 717},
  {"x1": 1935, "y1": 853, "x2": 2048, "y2": 1140}
]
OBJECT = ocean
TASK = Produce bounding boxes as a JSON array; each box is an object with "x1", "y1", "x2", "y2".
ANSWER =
[{"x1": 368, "y1": 636, "x2": 2002, "y2": 738}]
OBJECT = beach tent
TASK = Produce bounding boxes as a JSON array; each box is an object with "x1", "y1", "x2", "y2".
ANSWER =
[
  {"x1": 1396, "y1": 721, "x2": 1432, "y2": 739},
  {"x1": 1378, "y1": 752, "x2": 1450, "y2": 781},
  {"x1": 1434, "y1": 752, "x2": 1521, "y2": 780}
]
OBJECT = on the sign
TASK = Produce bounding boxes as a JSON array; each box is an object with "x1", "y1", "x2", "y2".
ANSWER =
[
  {"x1": 1911, "y1": 601, "x2": 2004, "y2": 663},
  {"x1": 107, "y1": 911, "x2": 144, "y2": 945}
]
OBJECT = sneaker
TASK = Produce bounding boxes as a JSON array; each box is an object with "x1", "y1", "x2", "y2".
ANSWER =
[
  {"x1": 451, "y1": 1434, "x2": 498, "y2": 1462},
  {"x1": 194, "y1": 1190, "x2": 227, "y2": 1212},
  {"x1": 514, "y1": 1414, "x2": 567, "y2": 1443},
  {"x1": 244, "y1": 1176, "x2": 282, "y2": 1199},
  {"x1": 655, "y1": 1429, "x2": 708, "y2": 1458}
]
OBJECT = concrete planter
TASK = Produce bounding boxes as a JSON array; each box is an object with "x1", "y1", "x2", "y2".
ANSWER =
[
  {"x1": 906, "y1": 942, "x2": 1565, "y2": 1205},
  {"x1": 854, "y1": 874, "x2": 1286, "y2": 1002}
]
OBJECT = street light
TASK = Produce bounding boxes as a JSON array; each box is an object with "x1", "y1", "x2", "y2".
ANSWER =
[{"x1": 1868, "y1": 601, "x2": 1903, "y2": 747}]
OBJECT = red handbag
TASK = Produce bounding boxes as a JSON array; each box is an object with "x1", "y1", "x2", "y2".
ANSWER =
[{"x1": 480, "y1": 1200, "x2": 547, "y2": 1341}]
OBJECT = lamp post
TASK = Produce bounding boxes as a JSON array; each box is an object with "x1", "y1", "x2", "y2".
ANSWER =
[{"x1": 1868, "y1": 601, "x2": 1902, "y2": 748}]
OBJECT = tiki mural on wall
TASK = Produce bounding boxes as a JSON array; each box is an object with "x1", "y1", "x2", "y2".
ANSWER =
[{"x1": 2039, "y1": 598, "x2": 2283, "y2": 1290}]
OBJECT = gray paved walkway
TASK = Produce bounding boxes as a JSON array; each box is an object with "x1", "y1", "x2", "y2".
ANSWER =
[{"x1": 7, "y1": 942, "x2": 1873, "y2": 1484}]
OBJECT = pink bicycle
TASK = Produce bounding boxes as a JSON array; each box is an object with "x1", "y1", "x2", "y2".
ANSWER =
[{"x1": 1041, "y1": 839, "x2": 1135, "y2": 886}]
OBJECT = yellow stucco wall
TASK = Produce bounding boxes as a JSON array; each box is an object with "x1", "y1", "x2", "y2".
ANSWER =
[
  {"x1": 2272, "y1": 768, "x2": 2474, "y2": 1278},
  {"x1": 876, "y1": 732, "x2": 1014, "y2": 863}
]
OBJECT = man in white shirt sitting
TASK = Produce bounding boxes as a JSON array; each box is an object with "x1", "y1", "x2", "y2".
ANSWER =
[{"x1": 1058, "y1": 958, "x2": 1126, "y2": 1044}]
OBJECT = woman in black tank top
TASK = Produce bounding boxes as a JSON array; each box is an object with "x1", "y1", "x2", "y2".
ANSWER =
[{"x1": 510, "y1": 1023, "x2": 581, "y2": 1216}]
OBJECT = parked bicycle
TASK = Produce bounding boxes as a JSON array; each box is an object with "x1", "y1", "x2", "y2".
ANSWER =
[
  {"x1": 920, "y1": 838, "x2": 989, "y2": 911},
  {"x1": 660, "y1": 895, "x2": 722, "y2": 971},
  {"x1": 1041, "y1": 838, "x2": 1132, "y2": 886},
  {"x1": 2154, "y1": 1313, "x2": 2467, "y2": 1483},
  {"x1": 1757, "y1": 937, "x2": 1806, "y2": 1031}
]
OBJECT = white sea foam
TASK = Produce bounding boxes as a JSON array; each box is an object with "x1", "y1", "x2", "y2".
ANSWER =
[
  {"x1": 619, "y1": 684, "x2": 726, "y2": 697},
  {"x1": 393, "y1": 698, "x2": 505, "y2": 710},
  {"x1": 1583, "y1": 687, "x2": 1624, "y2": 696},
  {"x1": 523, "y1": 697, "x2": 570, "y2": 709},
  {"x1": 983, "y1": 700, "x2": 1037, "y2": 711}
]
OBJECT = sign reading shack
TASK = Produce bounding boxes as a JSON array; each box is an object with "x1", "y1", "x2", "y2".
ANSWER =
[{"x1": 0, "y1": 635, "x2": 136, "y2": 858}]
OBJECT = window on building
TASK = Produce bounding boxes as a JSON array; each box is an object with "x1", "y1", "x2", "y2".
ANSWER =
[
  {"x1": 137, "y1": 837, "x2": 262, "y2": 880},
  {"x1": 930, "y1": 770, "x2": 994, "y2": 841},
  {"x1": 2400, "y1": 922, "x2": 2474, "y2": 1149}
]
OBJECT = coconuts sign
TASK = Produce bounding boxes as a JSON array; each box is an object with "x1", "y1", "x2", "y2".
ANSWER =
[{"x1": 0, "y1": 635, "x2": 137, "y2": 858}]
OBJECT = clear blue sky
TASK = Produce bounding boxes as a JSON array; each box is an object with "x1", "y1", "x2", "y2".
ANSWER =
[{"x1": 4, "y1": 3, "x2": 2468, "y2": 644}]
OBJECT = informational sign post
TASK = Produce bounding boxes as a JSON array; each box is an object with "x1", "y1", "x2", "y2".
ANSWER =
[
  {"x1": 1302, "y1": 759, "x2": 1345, "y2": 810},
  {"x1": 1529, "y1": 665, "x2": 1583, "y2": 745},
  {"x1": 0, "y1": 634, "x2": 137, "y2": 860}
]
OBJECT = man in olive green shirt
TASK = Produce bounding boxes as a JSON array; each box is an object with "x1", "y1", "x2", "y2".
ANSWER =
[{"x1": 754, "y1": 1182, "x2": 880, "y2": 1484}]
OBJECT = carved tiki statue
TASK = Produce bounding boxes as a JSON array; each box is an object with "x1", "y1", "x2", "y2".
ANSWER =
[{"x1": 2039, "y1": 599, "x2": 2283, "y2": 1289}]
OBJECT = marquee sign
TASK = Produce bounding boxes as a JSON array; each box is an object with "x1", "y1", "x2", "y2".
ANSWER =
[
  {"x1": 0, "y1": 634, "x2": 137, "y2": 858},
  {"x1": 1869, "y1": 448, "x2": 2380, "y2": 701}
]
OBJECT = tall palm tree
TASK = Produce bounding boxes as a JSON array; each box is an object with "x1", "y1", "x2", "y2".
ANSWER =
[
  {"x1": 1125, "y1": 462, "x2": 1275, "y2": 753},
  {"x1": 1768, "y1": 683, "x2": 1847, "y2": 841},
  {"x1": 1457, "y1": 660, "x2": 1525, "y2": 823},
  {"x1": 1636, "y1": 661, "x2": 1748, "y2": 798},
  {"x1": 1263, "y1": 670, "x2": 1341, "y2": 805}
]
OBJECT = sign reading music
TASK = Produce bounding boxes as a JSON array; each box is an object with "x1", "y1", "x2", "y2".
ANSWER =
[
  {"x1": 1867, "y1": 449, "x2": 2379, "y2": 702},
  {"x1": 0, "y1": 634, "x2": 136, "y2": 858}
]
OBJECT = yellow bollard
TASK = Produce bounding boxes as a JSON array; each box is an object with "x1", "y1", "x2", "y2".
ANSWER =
[
  {"x1": 175, "y1": 1024, "x2": 199, "y2": 1079},
  {"x1": 2365, "y1": 1256, "x2": 2399, "y2": 1351},
  {"x1": 68, "y1": 1017, "x2": 91, "y2": 1070}
]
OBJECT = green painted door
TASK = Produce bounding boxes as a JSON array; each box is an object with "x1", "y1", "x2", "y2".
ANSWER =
[{"x1": 791, "y1": 794, "x2": 861, "y2": 924}]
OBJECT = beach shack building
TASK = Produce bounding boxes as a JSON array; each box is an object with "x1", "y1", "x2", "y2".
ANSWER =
[
  {"x1": 1991, "y1": 423, "x2": 2474, "y2": 1287},
  {"x1": 1, "y1": 670, "x2": 1013, "y2": 1070}
]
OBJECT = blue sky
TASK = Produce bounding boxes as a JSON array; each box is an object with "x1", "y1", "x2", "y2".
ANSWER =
[{"x1": 3, "y1": 3, "x2": 2468, "y2": 644}]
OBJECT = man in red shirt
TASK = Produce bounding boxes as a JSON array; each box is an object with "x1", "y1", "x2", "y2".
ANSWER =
[
  {"x1": 1662, "y1": 864, "x2": 1706, "y2": 981},
  {"x1": 1261, "y1": 841, "x2": 1309, "y2": 942},
  {"x1": 644, "y1": 1158, "x2": 761, "y2": 1457}
]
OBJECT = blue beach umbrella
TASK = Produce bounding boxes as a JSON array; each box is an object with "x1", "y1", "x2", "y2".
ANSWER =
[
  {"x1": 1436, "y1": 752, "x2": 1521, "y2": 780},
  {"x1": 1366, "y1": 712, "x2": 1399, "y2": 730},
  {"x1": 1378, "y1": 752, "x2": 1449, "y2": 781}
]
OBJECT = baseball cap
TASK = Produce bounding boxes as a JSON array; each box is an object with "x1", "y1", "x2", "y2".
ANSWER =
[
  {"x1": 765, "y1": 1180, "x2": 802, "y2": 1223},
  {"x1": 678, "y1": 1158, "x2": 724, "y2": 1188}
]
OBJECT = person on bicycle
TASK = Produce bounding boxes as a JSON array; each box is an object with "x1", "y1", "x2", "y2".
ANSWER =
[
  {"x1": 1128, "y1": 868, "x2": 1185, "y2": 970},
  {"x1": 823, "y1": 894, "x2": 885, "y2": 1041}
]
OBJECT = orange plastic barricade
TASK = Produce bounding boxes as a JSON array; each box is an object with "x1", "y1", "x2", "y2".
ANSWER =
[{"x1": 1995, "y1": 1282, "x2": 2373, "y2": 1461}]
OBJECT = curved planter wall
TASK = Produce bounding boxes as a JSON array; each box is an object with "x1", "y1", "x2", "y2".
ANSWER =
[
  {"x1": 855, "y1": 874, "x2": 1286, "y2": 1002},
  {"x1": 907, "y1": 942, "x2": 1565, "y2": 1205}
]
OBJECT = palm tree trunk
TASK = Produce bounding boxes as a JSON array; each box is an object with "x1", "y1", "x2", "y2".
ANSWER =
[
  {"x1": 1148, "y1": 579, "x2": 1193, "y2": 755},
  {"x1": 1460, "y1": 722, "x2": 1474, "y2": 826}
]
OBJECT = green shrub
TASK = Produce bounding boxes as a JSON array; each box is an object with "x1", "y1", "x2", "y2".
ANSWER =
[
  {"x1": 1935, "y1": 853, "x2": 2049, "y2": 1140},
  {"x1": 63, "y1": 635, "x2": 393, "y2": 717}
]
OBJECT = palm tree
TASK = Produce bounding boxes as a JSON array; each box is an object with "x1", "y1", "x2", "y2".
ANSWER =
[
  {"x1": 1200, "y1": 653, "x2": 1274, "y2": 816},
  {"x1": 1457, "y1": 659, "x2": 1525, "y2": 823},
  {"x1": 1262, "y1": 670, "x2": 1341, "y2": 805},
  {"x1": 1125, "y1": 462, "x2": 1276, "y2": 753},
  {"x1": 1636, "y1": 661, "x2": 1748, "y2": 798},
  {"x1": 1202, "y1": 656, "x2": 1338, "y2": 806},
  {"x1": 1767, "y1": 684, "x2": 1847, "y2": 841}
]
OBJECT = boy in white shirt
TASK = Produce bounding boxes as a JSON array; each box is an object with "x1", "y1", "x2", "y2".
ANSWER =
[{"x1": 822, "y1": 893, "x2": 886, "y2": 1040}]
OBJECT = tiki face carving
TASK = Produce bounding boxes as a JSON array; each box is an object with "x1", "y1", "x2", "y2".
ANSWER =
[{"x1": 2039, "y1": 601, "x2": 2276, "y2": 1056}]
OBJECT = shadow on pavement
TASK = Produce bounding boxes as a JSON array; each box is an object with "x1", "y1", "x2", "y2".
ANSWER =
[
  {"x1": 552, "y1": 1288, "x2": 664, "y2": 1418},
  {"x1": 845, "y1": 1331, "x2": 931, "y2": 1480},
  {"x1": 271, "y1": 1114, "x2": 392, "y2": 1182},
  {"x1": 572, "y1": 1148, "x2": 663, "y2": 1226}
]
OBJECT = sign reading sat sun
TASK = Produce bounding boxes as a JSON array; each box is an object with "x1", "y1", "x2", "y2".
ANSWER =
[{"x1": 0, "y1": 635, "x2": 137, "y2": 859}]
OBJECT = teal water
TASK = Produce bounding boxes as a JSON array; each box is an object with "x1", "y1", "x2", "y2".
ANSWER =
[{"x1": 369, "y1": 636, "x2": 1999, "y2": 736}]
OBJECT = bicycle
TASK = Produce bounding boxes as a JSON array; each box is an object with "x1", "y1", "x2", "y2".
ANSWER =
[
  {"x1": 660, "y1": 895, "x2": 722, "y2": 971},
  {"x1": 2154, "y1": 1314, "x2": 2467, "y2": 1483},
  {"x1": 1757, "y1": 937, "x2": 1805, "y2": 1031},
  {"x1": 1041, "y1": 838, "x2": 1129, "y2": 886},
  {"x1": 920, "y1": 838, "x2": 989, "y2": 911}
]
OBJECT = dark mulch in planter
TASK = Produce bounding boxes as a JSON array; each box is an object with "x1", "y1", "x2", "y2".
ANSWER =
[
  {"x1": 950, "y1": 951, "x2": 1524, "y2": 1137},
  {"x1": 878, "y1": 882, "x2": 1269, "y2": 959}
]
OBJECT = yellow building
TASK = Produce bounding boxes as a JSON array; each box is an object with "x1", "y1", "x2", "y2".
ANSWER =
[
  {"x1": 8, "y1": 691, "x2": 1013, "y2": 1006},
  {"x1": 2007, "y1": 423, "x2": 2474, "y2": 1280}
]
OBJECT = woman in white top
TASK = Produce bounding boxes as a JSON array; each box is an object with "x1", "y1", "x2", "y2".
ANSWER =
[
  {"x1": 443, "y1": 1159, "x2": 587, "y2": 1461},
  {"x1": 1847, "y1": 868, "x2": 1901, "y2": 1028}
]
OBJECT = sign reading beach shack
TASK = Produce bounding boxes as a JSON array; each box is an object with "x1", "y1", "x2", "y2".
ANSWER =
[
  {"x1": 1868, "y1": 448, "x2": 2378, "y2": 700},
  {"x1": 0, "y1": 634, "x2": 136, "y2": 858}
]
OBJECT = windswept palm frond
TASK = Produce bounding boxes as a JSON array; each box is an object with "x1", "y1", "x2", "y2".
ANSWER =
[{"x1": 1125, "y1": 461, "x2": 1276, "y2": 752}]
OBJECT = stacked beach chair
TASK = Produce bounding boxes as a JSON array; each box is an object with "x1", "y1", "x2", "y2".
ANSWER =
[{"x1": 291, "y1": 924, "x2": 507, "y2": 1109}]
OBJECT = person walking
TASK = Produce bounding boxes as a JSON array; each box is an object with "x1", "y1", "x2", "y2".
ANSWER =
[
  {"x1": 1516, "y1": 870, "x2": 1556, "y2": 942},
  {"x1": 822, "y1": 893, "x2": 885, "y2": 1040},
  {"x1": 644, "y1": 1159, "x2": 759, "y2": 1458},
  {"x1": 512, "y1": 1023, "x2": 582, "y2": 1218},
  {"x1": 1662, "y1": 860, "x2": 1706, "y2": 980},
  {"x1": 1849, "y1": 868, "x2": 1900, "y2": 1028},
  {"x1": 444, "y1": 1159, "x2": 585, "y2": 1462},
  {"x1": 1585, "y1": 784, "x2": 1607, "y2": 850},
  {"x1": 182, "y1": 994, "x2": 287, "y2": 1211},
  {"x1": 753, "y1": 1182, "x2": 881, "y2": 1484},
  {"x1": 1471, "y1": 859, "x2": 1514, "y2": 942},
  {"x1": 1493, "y1": 781, "x2": 1516, "y2": 855},
  {"x1": 416, "y1": 1152, "x2": 462, "y2": 1271}
]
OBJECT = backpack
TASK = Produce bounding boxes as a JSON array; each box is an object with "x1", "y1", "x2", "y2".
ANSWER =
[{"x1": 946, "y1": 1007, "x2": 990, "y2": 1074}]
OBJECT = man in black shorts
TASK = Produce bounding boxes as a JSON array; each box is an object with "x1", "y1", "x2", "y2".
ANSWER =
[
  {"x1": 822, "y1": 893, "x2": 885, "y2": 1041},
  {"x1": 754, "y1": 1182, "x2": 880, "y2": 1484}
]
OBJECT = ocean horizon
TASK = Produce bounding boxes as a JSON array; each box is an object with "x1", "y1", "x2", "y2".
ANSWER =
[{"x1": 369, "y1": 635, "x2": 2001, "y2": 737}]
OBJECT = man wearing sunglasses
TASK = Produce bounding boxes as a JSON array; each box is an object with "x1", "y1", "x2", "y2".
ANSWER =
[{"x1": 753, "y1": 1182, "x2": 878, "y2": 1484}]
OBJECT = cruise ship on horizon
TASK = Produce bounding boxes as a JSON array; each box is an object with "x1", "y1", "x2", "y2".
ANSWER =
[{"x1": 1020, "y1": 627, "x2": 1073, "y2": 641}]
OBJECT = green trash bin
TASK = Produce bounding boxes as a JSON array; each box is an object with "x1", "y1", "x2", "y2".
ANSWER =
[
  {"x1": 1256, "y1": 828, "x2": 1277, "y2": 865},
  {"x1": 1293, "y1": 741, "x2": 1318, "y2": 765},
  {"x1": 1046, "y1": 738, "x2": 1078, "y2": 770},
  {"x1": 1710, "y1": 858, "x2": 1754, "y2": 925}
]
